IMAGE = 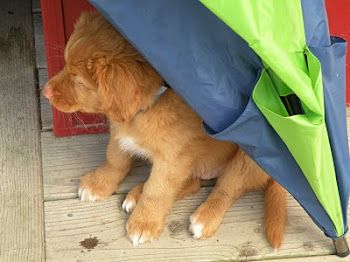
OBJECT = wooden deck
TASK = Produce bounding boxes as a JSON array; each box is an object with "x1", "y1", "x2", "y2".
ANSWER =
[{"x1": 0, "y1": 0, "x2": 349, "y2": 261}]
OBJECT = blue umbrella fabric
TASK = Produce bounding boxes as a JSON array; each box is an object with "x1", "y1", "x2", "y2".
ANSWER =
[{"x1": 89, "y1": 0, "x2": 349, "y2": 238}]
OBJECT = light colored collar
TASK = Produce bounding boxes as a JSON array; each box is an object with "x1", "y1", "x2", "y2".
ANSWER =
[
  {"x1": 155, "y1": 84, "x2": 168, "y2": 101},
  {"x1": 134, "y1": 84, "x2": 168, "y2": 117}
]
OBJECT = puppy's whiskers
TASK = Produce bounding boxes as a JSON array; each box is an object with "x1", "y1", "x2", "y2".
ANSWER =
[
  {"x1": 73, "y1": 112, "x2": 88, "y2": 130},
  {"x1": 61, "y1": 113, "x2": 72, "y2": 128}
]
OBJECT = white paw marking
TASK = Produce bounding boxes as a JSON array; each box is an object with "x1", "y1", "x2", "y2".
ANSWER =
[
  {"x1": 78, "y1": 187, "x2": 97, "y2": 202},
  {"x1": 122, "y1": 198, "x2": 136, "y2": 213},
  {"x1": 189, "y1": 216, "x2": 203, "y2": 239},
  {"x1": 118, "y1": 136, "x2": 150, "y2": 159},
  {"x1": 129, "y1": 233, "x2": 152, "y2": 246},
  {"x1": 130, "y1": 234, "x2": 146, "y2": 246}
]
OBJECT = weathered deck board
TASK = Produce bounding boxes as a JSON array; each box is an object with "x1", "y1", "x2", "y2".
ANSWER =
[
  {"x1": 38, "y1": 68, "x2": 53, "y2": 130},
  {"x1": 32, "y1": 0, "x2": 41, "y2": 13},
  {"x1": 33, "y1": 5, "x2": 53, "y2": 130},
  {"x1": 41, "y1": 132, "x2": 150, "y2": 201},
  {"x1": 40, "y1": 91, "x2": 52, "y2": 131},
  {"x1": 0, "y1": 1, "x2": 44, "y2": 261},
  {"x1": 45, "y1": 189, "x2": 346, "y2": 262},
  {"x1": 34, "y1": 13, "x2": 47, "y2": 69},
  {"x1": 38, "y1": 68, "x2": 48, "y2": 90},
  {"x1": 264, "y1": 255, "x2": 347, "y2": 262}
]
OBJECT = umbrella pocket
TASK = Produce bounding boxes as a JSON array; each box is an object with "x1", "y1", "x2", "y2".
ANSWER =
[{"x1": 252, "y1": 49, "x2": 345, "y2": 236}]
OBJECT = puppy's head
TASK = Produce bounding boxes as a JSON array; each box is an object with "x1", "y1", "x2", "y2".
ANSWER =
[{"x1": 43, "y1": 12, "x2": 163, "y2": 122}]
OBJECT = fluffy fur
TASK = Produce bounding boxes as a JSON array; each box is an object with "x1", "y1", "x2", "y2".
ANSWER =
[{"x1": 43, "y1": 12, "x2": 287, "y2": 248}]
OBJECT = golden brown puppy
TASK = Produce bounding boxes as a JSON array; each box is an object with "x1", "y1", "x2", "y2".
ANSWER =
[{"x1": 43, "y1": 12, "x2": 286, "y2": 248}]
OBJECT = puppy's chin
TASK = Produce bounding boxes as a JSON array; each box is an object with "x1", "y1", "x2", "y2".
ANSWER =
[
  {"x1": 50, "y1": 100, "x2": 80, "y2": 114},
  {"x1": 53, "y1": 103, "x2": 103, "y2": 116}
]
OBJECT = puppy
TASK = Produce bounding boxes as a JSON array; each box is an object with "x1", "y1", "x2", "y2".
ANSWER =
[{"x1": 43, "y1": 12, "x2": 286, "y2": 248}]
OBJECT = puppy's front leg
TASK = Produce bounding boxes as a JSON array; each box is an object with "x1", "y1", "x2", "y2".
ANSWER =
[
  {"x1": 126, "y1": 160, "x2": 191, "y2": 245},
  {"x1": 79, "y1": 136, "x2": 133, "y2": 202}
]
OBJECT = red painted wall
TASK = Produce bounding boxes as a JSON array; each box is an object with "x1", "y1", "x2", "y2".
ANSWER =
[{"x1": 326, "y1": 0, "x2": 350, "y2": 105}]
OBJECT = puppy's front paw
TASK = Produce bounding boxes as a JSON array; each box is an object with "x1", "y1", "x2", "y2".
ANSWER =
[
  {"x1": 189, "y1": 205, "x2": 223, "y2": 240},
  {"x1": 78, "y1": 187, "x2": 99, "y2": 202},
  {"x1": 126, "y1": 211, "x2": 164, "y2": 246},
  {"x1": 78, "y1": 171, "x2": 117, "y2": 202}
]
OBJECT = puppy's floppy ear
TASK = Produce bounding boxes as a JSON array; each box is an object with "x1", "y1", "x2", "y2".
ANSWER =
[{"x1": 95, "y1": 57, "x2": 142, "y2": 122}]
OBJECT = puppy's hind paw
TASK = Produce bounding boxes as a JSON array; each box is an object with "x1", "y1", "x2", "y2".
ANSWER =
[
  {"x1": 129, "y1": 233, "x2": 149, "y2": 246},
  {"x1": 122, "y1": 182, "x2": 143, "y2": 213},
  {"x1": 122, "y1": 198, "x2": 136, "y2": 213},
  {"x1": 189, "y1": 216, "x2": 203, "y2": 239},
  {"x1": 189, "y1": 204, "x2": 223, "y2": 240}
]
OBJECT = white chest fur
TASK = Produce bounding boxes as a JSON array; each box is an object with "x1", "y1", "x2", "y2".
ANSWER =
[{"x1": 118, "y1": 136, "x2": 150, "y2": 159}]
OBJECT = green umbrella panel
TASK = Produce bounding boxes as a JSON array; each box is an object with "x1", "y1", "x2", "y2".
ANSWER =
[{"x1": 200, "y1": 0, "x2": 344, "y2": 236}]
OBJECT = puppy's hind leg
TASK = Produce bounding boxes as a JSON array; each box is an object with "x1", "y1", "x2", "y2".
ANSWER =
[
  {"x1": 189, "y1": 149, "x2": 268, "y2": 239},
  {"x1": 176, "y1": 177, "x2": 201, "y2": 200}
]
